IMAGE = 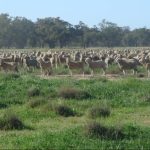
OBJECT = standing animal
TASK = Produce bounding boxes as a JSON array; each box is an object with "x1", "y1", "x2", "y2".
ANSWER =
[
  {"x1": 66, "y1": 57, "x2": 85, "y2": 76},
  {"x1": 24, "y1": 56, "x2": 39, "y2": 71},
  {"x1": 38, "y1": 58, "x2": 52, "y2": 76},
  {"x1": 0, "y1": 59, "x2": 18, "y2": 73},
  {"x1": 85, "y1": 57, "x2": 107, "y2": 76},
  {"x1": 50, "y1": 53, "x2": 59, "y2": 69},
  {"x1": 144, "y1": 63, "x2": 150, "y2": 77},
  {"x1": 116, "y1": 58, "x2": 140, "y2": 75}
]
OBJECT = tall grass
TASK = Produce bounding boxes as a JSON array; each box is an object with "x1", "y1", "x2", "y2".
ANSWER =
[{"x1": 0, "y1": 73, "x2": 149, "y2": 149}]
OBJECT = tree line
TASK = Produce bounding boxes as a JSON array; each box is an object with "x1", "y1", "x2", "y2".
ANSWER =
[{"x1": 0, "y1": 13, "x2": 150, "y2": 49}]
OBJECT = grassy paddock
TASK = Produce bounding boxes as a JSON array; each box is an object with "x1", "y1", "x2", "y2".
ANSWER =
[{"x1": 0, "y1": 72, "x2": 149, "y2": 149}]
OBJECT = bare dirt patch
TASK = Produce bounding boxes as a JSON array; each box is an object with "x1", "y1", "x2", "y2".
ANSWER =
[
  {"x1": 37, "y1": 74, "x2": 120, "y2": 80},
  {"x1": 37, "y1": 73, "x2": 150, "y2": 81}
]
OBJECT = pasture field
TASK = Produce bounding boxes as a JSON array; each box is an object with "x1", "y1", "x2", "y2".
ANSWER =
[
  {"x1": 0, "y1": 72, "x2": 150, "y2": 149},
  {"x1": 0, "y1": 47, "x2": 150, "y2": 149}
]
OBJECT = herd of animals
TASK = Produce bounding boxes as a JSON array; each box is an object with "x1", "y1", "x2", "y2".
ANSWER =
[{"x1": 0, "y1": 48, "x2": 150, "y2": 77}]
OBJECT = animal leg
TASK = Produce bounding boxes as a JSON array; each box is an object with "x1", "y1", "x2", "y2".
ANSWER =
[
  {"x1": 148, "y1": 70, "x2": 150, "y2": 77},
  {"x1": 55, "y1": 63, "x2": 58, "y2": 69},
  {"x1": 15, "y1": 66, "x2": 18, "y2": 73},
  {"x1": 91, "y1": 70, "x2": 94, "y2": 77},
  {"x1": 123, "y1": 70, "x2": 126, "y2": 75},
  {"x1": 69, "y1": 69, "x2": 72, "y2": 76},
  {"x1": 132, "y1": 69, "x2": 135, "y2": 75},
  {"x1": 134, "y1": 68, "x2": 138, "y2": 75},
  {"x1": 82, "y1": 71, "x2": 85, "y2": 77},
  {"x1": 102, "y1": 69, "x2": 106, "y2": 76},
  {"x1": 40, "y1": 68, "x2": 43, "y2": 75}
]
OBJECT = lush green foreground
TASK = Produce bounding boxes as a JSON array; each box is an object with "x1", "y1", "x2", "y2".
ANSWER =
[{"x1": 0, "y1": 73, "x2": 150, "y2": 149}]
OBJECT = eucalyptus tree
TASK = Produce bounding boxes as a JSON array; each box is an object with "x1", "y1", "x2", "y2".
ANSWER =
[
  {"x1": 10, "y1": 17, "x2": 35, "y2": 48},
  {"x1": 0, "y1": 13, "x2": 12, "y2": 48}
]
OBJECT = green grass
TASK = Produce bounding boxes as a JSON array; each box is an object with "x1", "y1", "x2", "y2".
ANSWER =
[{"x1": 0, "y1": 72, "x2": 149, "y2": 149}]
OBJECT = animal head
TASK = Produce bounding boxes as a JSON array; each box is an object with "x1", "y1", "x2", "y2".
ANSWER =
[{"x1": 85, "y1": 57, "x2": 92, "y2": 64}]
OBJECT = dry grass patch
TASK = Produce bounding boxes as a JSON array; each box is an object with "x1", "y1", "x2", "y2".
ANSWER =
[
  {"x1": 0, "y1": 112, "x2": 25, "y2": 130},
  {"x1": 55, "y1": 105, "x2": 75, "y2": 117},
  {"x1": 88, "y1": 104, "x2": 111, "y2": 118},
  {"x1": 85, "y1": 122, "x2": 124, "y2": 140},
  {"x1": 28, "y1": 86, "x2": 40, "y2": 97},
  {"x1": 58, "y1": 87, "x2": 91, "y2": 99},
  {"x1": 28, "y1": 98, "x2": 46, "y2": 108}
]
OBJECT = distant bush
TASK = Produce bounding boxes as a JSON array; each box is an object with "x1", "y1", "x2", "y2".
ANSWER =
[
  {"x1": 0, "y1": 103, "x2": 8, "y2": 109},
  {"x1": 0, "y1": 112, "x2": 25, "y2": 130},
  {"x1": 85, "y1": 122, "x2": 124, "y2": 140},
  {"x1": 55, "y1": 105, "x2": 75, "y2": 117},
  {"x1": 28, "y1": 86, "x2": 40, "y2": 97},
  {"x1": 58, "y1": 87, "x2": 91, "y2": 99},
  {"x1": 28, "y1": 98, "x2": 46, "y2": 108},
  {"x1": 89, "y1": 105, "x2": 111, "y2": 118}
]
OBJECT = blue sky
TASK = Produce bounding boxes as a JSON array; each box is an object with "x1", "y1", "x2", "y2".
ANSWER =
[{"x1": 0, "y1": 0, "x2": 150, "y2": 29}]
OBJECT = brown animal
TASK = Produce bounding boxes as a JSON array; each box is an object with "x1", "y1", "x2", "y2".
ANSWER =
[
  {"x1": 85, "y1": 57, "x2": 107, "y2": 76},
  {"x1": 38, "y1": 58, "x2": 52, "y2": 76},
  {"x1": 66, "y1": 57, "x2": 85, "y2": 76},
  {"x1": 0, "y1": 60, "x2": 18, "y2": 73},
  {"x1": 116, "y1": 58, "x2": 140, "y2": 75}
]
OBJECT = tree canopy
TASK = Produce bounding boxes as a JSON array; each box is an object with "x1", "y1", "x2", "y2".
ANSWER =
[{"x1": 0, "y1": 14, "x2": 150, "y2": 48}]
